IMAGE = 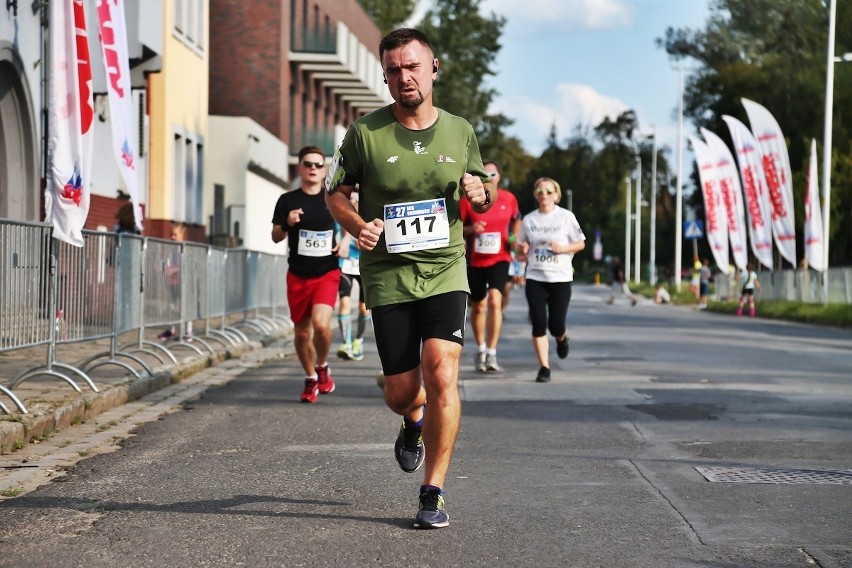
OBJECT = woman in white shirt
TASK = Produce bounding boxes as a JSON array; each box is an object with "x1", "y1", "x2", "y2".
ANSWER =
[{"x1": 515, "y1": 177, "x2": 586, "y2": 383}]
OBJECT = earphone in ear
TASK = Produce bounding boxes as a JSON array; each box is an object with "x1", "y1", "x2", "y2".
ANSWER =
[
  {"x1": 432, "y1": 59, "x2": 438, "y2": 73},
  {"x1": 383, "y1": 74, "x2": 387, "y2": 84}
]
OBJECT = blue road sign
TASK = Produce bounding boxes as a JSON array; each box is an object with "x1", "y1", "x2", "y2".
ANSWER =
[{"x1": 684, "y1": 220, "x2": 704, "y2": 239}]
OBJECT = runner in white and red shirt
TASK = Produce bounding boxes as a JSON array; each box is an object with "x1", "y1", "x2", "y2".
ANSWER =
[{"x1": 460, "y1": 160, "x2": 521, "y2": 373}]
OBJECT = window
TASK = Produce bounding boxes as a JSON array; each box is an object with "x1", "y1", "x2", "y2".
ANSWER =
[
  {"x1": 174, "y1": 0, "x2": 205, "y2": 53},
  {"x1": 172, "y1": 130, "x2": 205, "y2": 224},
  {"x1": 173, "y1": 134, "x2": 185, "y2": 218},
  {"x1": 174, "y1": 0, "x2": 185, "y2": 33}
]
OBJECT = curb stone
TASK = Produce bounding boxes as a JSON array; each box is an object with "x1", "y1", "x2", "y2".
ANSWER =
[{"x1": 0, "y1": 336, "x2": 283, "y2": 455}]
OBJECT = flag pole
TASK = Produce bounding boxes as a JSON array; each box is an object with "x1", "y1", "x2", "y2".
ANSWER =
[
  {"x1": 821, "y1": 0, "x2": 836, "y2": 303},
  {"x1": 674, "y1": 67, "x2": 685, "y2": 292}
]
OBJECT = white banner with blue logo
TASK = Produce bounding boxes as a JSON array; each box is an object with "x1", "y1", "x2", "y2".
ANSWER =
[
  {"x1": 97, "y1": 0, "x2": 143, "y2": 231},
  {"x1": 46, "y1": 0, "x2": 94, "y2": 247}
]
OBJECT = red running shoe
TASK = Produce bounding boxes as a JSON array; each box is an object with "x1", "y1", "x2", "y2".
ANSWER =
[
  {"x1": 300, "y1": 378, "x2": 319, "y2": 403},
  {"x1": 316, "y1": 364, "x2": 335, "y2": 394}
]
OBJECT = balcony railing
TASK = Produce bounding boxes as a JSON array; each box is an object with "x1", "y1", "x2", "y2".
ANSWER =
[
  {"x1": 291, "y1": 25, "x2": 336, "y2": 54},
  {"x1": 289, "y1": 125, "x2": 337, "y2": 158}
]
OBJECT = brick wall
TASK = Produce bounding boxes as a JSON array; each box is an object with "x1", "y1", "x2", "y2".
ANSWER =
[
  {"x1": 85, "y1": 194, "x2": 124, "y2": 231},
  {"x1": 209, "y1": 0, "x2": 383, "y2": 150},
  {"x1": 209, "y1": 0, "x2": 285, "y2": 138}
]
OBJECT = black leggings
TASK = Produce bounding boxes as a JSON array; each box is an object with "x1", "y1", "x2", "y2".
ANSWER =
[{"x1": 525, "y1": 279, "x2": 572, "y2": 338}]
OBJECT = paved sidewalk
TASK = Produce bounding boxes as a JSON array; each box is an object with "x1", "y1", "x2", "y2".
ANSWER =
[{"x1": 0, "y1": 327, "x2": 291, "y2": 454}]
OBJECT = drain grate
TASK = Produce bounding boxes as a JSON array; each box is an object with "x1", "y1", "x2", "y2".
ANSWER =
[{"x1": 696, "y1": 466, "x2": 852, "y2": 485}]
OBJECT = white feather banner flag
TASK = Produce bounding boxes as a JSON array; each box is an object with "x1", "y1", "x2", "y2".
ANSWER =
[
  {"x1": 700, "y1": 128, "x2": 749, "y2": 271},
  {"x1": 689, "y1": 136, "x2": 729, "y2": 271},
  {"x1": 46, "y1": 0, "x2": 95, "y2": 247},
  {"x1": 804, "y1": 139, "x2": 825, "y2": 272},
  {"x1": 741, "y1": 98, "x2": 797, "y2": 266},
  {"x1": 722, "y1": 115, "x2": 774, "y2": 271}
]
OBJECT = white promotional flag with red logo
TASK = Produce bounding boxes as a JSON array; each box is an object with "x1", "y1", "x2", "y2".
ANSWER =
[
  {"x1": 804, "y1": 139, "x2": 825, "y2": 271},
  {"x1": 46, "y1": 0, "x2": 95, "y2": 247},
  {"x1": 721, "y1": 115, "x2": 774, "y2": 271},
  {"x1": 97, "y1": 0, "x2": 143, "y2": 231},
  {"x1": 689, "y1": 136, "x2": 729, "y2": 271},
  {"x1": 741, "y1": 98, "x2": 797, "y2": 266},
  {"x1": 700, "y1": 128, "x2": 748, "y2": 271}
]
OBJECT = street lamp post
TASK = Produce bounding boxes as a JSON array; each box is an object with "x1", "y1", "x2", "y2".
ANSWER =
[
  {"x1": 674, "y1": 66, "x2": 685, "y2": 291},
  {"x1": 634, "y1": 155, "x2": 642, "y2": 283},
  {"x1": 822, "y1": 0, "x2": 841, "y2": 300},
  {"x1": 625, "y1": 177, "x2": 632, "y2": 282},
  {"x1": 649, "y1": 131, "x2": 658, "y2": 284}
]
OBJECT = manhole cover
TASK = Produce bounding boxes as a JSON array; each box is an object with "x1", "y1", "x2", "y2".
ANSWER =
[{"x1": 695, "y1": 466, "x2": 852, "y2": 485}]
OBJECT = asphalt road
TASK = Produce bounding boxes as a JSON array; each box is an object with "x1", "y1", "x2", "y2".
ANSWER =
[{"x1": 1, "y1": 284, "x2": 850, "y2": 567}]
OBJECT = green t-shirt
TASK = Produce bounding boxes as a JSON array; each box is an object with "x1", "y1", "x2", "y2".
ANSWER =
[{"x1": 327, "y1": 106, "x2": 487, "y2": 309}]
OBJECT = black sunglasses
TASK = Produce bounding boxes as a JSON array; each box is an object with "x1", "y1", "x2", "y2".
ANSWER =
[{"x1": 302, "y1": 161, "x2": 324, "y2": 169}]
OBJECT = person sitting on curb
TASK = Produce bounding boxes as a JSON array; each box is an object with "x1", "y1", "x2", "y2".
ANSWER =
[{"x1": 654, "y1": 283, "x2": 671, "y2": 304}]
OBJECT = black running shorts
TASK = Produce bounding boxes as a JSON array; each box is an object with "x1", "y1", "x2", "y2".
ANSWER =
[
  {"x1": 371, "y1": 291, "x2": 468, "y2": 376},
  {"x1": 467, "y1": 261, "x2": 510, "y2": 303}
]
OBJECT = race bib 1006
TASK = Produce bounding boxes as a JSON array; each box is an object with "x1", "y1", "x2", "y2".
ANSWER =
[
  {"x1": 528, "y1": 245, "x2": 561, "y2": 271},
  {"x1": 383, "y1": 198, "x2": 450, "y2": 254}
]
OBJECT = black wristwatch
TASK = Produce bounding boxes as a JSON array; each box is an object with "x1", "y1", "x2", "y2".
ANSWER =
[{"x1": 483, "y1": 189, "x2": 491, "y2": 206}]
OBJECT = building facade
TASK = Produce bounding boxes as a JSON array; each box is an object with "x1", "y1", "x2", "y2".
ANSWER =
[
  {"x1": 1, "y1": 0, "x2": 388, "y2": 250},
  {"x1": 0, "y1": 2, "x2": 43, "y2": 221},
  {"x1": 206, "y1": 0, "x2": 389, "y2": 249}
]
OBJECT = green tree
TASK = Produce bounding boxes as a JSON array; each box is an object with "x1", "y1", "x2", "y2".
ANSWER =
[
  {"x1": 419, "y1": 0, "x2": 507, "y2": 134},
  {"x1": 357, "y1": 0, "x2": 417, "y2": 36},
  {"x1": 477, "y1": 114, "x2": 535, "y2": 200},
  {"x1": 418, "y1": 0, "x2": 535, "y2": 201},
  {"x1": 359, "y1": 0, "x2": 533, "y2": 199}
]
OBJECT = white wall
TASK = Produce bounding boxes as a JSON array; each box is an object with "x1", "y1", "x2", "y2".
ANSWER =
[
  {"x1": 244, "y1": 171, "x2": 289, "y2": 255},
  {"x1": 206, "y1": 116, "x2": 288, "y2": 253}
]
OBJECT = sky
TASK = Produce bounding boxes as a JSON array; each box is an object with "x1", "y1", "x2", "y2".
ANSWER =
[{"x1": 408, "y1": 0, "x2": 712, "y2": 160}]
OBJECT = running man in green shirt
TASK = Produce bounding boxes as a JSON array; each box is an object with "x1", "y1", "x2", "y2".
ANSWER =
[{"x1": 325, "y1": 28, "x2": 493, "y2": 529}]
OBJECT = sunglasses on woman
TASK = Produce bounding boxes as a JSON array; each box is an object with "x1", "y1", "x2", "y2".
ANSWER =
[{"x1": 534, "y1": 187, "x2": 555, "y2": 196}]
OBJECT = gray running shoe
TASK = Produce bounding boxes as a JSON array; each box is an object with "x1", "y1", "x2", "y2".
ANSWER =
[
  {"x1": 484, "y1": 353, "x2": 501, "y2": 372},
  {"x1": 414, "y1": 488, "x2": 449, "y2": 529},
  {"x1": 475, "y1": 351, "x2": 487, "y2": 372},
  {"x1": 394, "y1": 420, "x2": 425, "y2": 473}
]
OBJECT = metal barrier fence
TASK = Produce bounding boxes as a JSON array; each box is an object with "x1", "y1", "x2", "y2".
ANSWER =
[
  {"x1": 1, "y1": 218, "x2": 290, "y2": 414},
  {"x1": 713, "y1": 267, "x2": 852, "y2": 304}
]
